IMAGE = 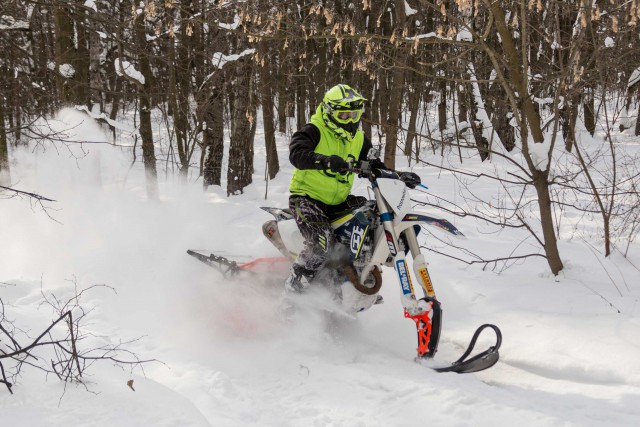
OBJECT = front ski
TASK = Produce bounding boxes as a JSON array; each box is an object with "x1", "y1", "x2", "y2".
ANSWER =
[
  {"x1": 406, "y1": 297, "x2": 502, "y2": 374},
  {"x1": 430, "y1": 324, "x2": 502, "y2": 374}
]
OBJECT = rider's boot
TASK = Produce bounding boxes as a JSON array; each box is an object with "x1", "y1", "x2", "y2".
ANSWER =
[
  {"x1": 281, "y1": 263, "x2": 315, "y2": 320},
  {"x1": 284, "y1": 263, "x2": 315, "y2": 293}
]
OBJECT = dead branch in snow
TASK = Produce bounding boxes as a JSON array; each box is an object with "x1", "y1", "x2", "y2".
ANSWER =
[{"x1": 0, "y1": 281, "x2": 157, "y2": 394}]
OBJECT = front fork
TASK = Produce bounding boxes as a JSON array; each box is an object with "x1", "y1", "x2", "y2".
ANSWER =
[
  {"x1": 402, "y1": 227, "x2": 443, "y2": 358},
  {"x1": 375, "y1": 187, "x2": 442, "y2": 358}
]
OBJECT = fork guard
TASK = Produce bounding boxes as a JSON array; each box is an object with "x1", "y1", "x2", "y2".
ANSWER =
[{"x1": 405, "y1": 296, "x2": 442, "y2": 359}]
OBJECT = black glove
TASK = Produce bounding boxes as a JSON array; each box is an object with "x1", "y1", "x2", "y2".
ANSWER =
[
  {"x1": 321, "y1": 155, "x2": 350, "y2": 173},
  {"x1": 398, "y1": 171, "x2": 421, "y2": 189},
  {"x1": 368, "y1": 158, "x2": 388, "y2": 170}
]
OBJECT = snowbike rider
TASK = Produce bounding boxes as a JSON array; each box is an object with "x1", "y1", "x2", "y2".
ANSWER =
[{"x1": 285, "y1": 83, "x2": 419, "y2": 296}]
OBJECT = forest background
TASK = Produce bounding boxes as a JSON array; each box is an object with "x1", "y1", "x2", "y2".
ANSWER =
[{"x1": 2, "y1": 0, "x2": 640, "y2": 283}]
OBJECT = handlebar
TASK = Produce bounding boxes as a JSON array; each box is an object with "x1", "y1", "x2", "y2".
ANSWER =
[
  {"x1": 340, "y1": 161, "x2": 422, "y2": 189},
  {"x1": 336, "y1": 160, "x2": 378, "y2": 178}
]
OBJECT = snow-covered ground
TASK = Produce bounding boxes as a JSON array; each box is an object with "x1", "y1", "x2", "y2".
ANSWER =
[{"x1": 1, "y1": 109, "x2": 639, "y2": 426}]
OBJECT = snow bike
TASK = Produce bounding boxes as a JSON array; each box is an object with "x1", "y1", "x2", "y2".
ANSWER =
[{"x1": 188, "y1": 155, "x2": 502, "y2": 374}]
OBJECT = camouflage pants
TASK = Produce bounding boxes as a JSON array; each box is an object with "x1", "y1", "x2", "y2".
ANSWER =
[{"x1": 288, "y1": 195, "x2": 366, "y2": 273}]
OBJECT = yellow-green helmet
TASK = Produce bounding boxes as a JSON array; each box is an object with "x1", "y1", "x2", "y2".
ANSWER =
[{"x1": 321, "y1": 84, "x2": 367, "y2": 137}]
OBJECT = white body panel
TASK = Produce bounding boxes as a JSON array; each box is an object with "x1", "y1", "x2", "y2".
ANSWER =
[
  {"x1": 377, "y1": 178, "x2": 410, "y2": 216},
  {"x1": 278, "y1": 218, "x2": 305, "y2": 258}
]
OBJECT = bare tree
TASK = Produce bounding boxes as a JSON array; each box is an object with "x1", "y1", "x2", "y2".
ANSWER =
[
  {"x1": 0, "y1": 283, "x2": 156, "y2": 395},
  {"x1": 0, "y1": 95, "x2": 8, "y2": 186},
  {"x1": 227, "y1": 56, "x2": 256, "y2": 196},
  {"x1": 381, "y1": 1, "x2": 408, "y2": 169},
  {"x1": 132, "y1": 3, "x2": 158, "y2": 200},
  {"x1": 258, "y1": 40, "x2": 279, "y2": 181}
]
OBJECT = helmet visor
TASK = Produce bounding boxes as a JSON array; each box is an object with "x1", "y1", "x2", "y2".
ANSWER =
[{"x1": 332, "y1": 109, "x2": 363, "y2": 124}]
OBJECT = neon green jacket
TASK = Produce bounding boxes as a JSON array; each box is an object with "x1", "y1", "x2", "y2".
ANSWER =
[{"x1": 289, "y1": 107, "x2": 365, "y2": 205}]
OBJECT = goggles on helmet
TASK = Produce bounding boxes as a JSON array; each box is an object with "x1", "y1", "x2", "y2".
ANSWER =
[{"x1": 331, "y1": 109, "x2": 363, "y2": 124}]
